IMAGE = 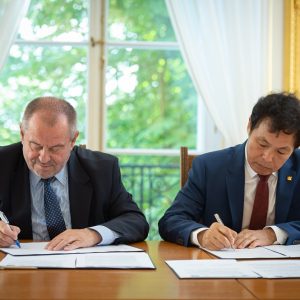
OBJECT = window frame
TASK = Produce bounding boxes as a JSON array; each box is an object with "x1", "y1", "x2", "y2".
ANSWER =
[
  {"x1": 12, "y1": 0, "x2": 201, "y2": 155},
  {"x1": 88, "y1": 0, "x2": 204, "y2": 155}
]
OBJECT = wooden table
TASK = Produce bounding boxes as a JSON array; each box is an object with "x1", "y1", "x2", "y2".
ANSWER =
[
  {"x1": 0, "y1": 241, "x2": 298, "y2": 300},
  {"x1": 238, "y1": 278, "x2": 300, "y2": 300}
]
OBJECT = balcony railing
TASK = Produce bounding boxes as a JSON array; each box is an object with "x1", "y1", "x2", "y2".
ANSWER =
[{"x1": 120, "y1": 163, "x2": 180, "y2": 240}]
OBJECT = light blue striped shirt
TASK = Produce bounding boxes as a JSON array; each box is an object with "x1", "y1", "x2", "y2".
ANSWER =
[{"x1": 30, "y1": 166, "x2": 117, "y2": 244}]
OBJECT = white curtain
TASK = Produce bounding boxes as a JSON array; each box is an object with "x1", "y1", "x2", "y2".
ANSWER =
[
  {"x1": 0, "y1": 0, "x2": 30, "y2": 71},
  {"x1": 166, "y1": 0, "x2": 283, "y2": 147}
]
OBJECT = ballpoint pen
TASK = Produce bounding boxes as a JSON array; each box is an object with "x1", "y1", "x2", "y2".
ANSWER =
[
  {"x1": 214, "y1": 213, "x2": 234, "y2": 250},
  {"x1": 214, "y1": 213, "x2": 224, "y2": 226},
  {"x1": 0, "y1": 211, "x2": 21, "y2": 248}
]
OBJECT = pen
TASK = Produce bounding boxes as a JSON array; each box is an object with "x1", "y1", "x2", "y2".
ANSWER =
[
  {"x1": 0, "y1": 211, "x2": 21, "y2": 248},
  {"x1": 214, "y1": 213, "x2": 234, "y2": 250},
  {"x1": 214, "y1": 213, "x2": 224, "y2": 225}
]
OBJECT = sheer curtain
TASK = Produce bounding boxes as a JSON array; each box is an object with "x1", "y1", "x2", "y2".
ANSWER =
[
  {"x1": 0, "y1": 0, "x2": 30, "y2": 71},
  {"x1": 166, "y1": 0, "x2": 283, "y2": 147}
]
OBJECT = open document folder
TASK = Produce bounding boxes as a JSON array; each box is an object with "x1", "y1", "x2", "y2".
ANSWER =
[
  {"x1": 0, "y1": 242, "x2": 155, "y2": 269},
  {"x1": 0, "y1": 252, "x2": 155, "y2": 269},
  {"x1": 166, "y1": 259, "x2": 300, "y2": 279}
]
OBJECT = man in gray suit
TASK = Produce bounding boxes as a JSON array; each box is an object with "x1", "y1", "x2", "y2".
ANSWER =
[{"x1": 0, "y1": 96, "x2": 149, "y2": 250}]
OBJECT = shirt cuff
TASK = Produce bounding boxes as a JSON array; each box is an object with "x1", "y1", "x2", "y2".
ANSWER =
[
  {"x1": 90, "y1": 225, "x2": 120, "y2": 245},
  {"x1": 265, "y1": 225, "x2": 288, "y2": 245},
  {"x1": 190, "y1": 227, "x2": 209, "y2": 247}
]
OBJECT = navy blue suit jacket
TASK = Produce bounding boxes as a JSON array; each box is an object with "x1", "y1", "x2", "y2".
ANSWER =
[
  {"x1": 159, "y1": 143, "x2": 300, "y2": 246},
  {"x1": 0, "y1": 142, "x2": 149, "y2": 243}
]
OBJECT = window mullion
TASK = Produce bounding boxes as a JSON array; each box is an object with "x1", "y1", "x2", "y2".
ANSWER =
[{"x1": 87, "y1": 0, "x2": 107, "y2": 151}]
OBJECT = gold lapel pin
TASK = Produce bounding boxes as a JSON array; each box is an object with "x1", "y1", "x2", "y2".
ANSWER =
[{"x1": 287, "y1": 176, "x2": 293, "y2": 181}]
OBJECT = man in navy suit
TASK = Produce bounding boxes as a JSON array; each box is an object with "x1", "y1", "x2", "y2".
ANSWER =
[
  {"x1": 0, "y1": 96, "x2": 149, "y2": 250},
  {"x1": 159, "y1": 92, "x2": 300, "y2": 250}
]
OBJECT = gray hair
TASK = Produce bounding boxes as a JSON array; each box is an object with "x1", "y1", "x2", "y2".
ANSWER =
[{"x1": 21, "y1": 96, "x2": 77, "y2": 138}]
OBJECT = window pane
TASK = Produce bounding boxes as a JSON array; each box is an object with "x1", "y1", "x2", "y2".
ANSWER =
[
  {"x1": 108, "y1": 0, "x2": 176, "y2": 42},
  {"x1": 106, "y1": 48, "x2": 197, "y2": 149},
  {"x1": 17, "y1": 0, "x2": 88, "y2": 42},
  {"x1": 0, "y1": 45, "x2": 87, "y2": 145}
]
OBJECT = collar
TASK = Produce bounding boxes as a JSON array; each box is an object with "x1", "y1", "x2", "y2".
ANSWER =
[{"x1": 30, "y1": 165, "x2": 68, "y2": 187}]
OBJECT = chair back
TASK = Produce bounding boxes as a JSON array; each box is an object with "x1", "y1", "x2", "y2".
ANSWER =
[{"x1": 180, "y1": 147, "x2": 197, "y2": 188}]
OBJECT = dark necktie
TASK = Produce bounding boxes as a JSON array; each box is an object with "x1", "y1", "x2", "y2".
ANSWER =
[
  {"x1": 249, "y1": 175, "x2": 270, "y2": 230},
  {"x1": 42, "y1": 177, "x2": 66, "y2": 239}
]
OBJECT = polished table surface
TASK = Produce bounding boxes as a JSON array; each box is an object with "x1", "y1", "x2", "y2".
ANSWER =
[{"x1": 0, "y1": 240, "x2": 299, "y2": 300}]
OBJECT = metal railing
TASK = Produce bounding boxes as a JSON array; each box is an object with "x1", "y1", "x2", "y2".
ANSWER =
[{"x1": 120, "y1": 163, "x2": 179, "y2": 240}]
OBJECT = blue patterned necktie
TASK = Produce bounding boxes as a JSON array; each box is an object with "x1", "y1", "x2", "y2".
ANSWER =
[{"x1": 42, "y1": 177, "x2": 66, "y2": 239}]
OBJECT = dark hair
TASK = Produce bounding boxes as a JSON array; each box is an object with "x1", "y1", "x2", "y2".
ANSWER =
[
  {"x1": 249, "y1": 92, "x2": 300, "y2": 148},
  {"x1": 21, "y1": 96, "x2": 77, "y2": 138}
]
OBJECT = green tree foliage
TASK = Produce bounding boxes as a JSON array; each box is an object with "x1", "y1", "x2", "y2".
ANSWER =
[
  {"x1": 0, "y1": 0, "x2": 88, "y2": 145},
  {"x1": 107, "y1": 48, "x2": 197, "y2": 149},
  {"x1": 19, "y1": 0, "x2": 88, "y2": 40},
  {"x1": 107, "y1": 0, "x2": 197, "y2": 150},
  {"x1": 108, "y1": 0, "x2": 176, "y2": 41}
]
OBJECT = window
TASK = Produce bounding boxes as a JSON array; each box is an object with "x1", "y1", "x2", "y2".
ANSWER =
[
  {"x1": 105, "y1": 0, "x2": 197, "y2": 151},
  {"x1": 0, "y1": 0, "x2": 201, "y2": 239}
]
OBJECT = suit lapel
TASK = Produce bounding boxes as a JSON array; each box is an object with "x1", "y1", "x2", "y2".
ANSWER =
[
  {"x1": 275, "y1": 158, "x2": 296, "y2": 223},
  {"x1": 68, "y1": 149, "x2": 93, "y2": 229},
  {"x1": 226, "y1": 144, "x2": 246, "y2": 232}
]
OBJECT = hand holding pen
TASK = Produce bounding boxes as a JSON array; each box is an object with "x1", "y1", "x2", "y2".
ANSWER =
[
  {"x1": 0, "y1": 211, "x2": 21, "y2": 248},
  {"x1": 197, "y1": 214, "x2": 237, "y2": 250},
  {"x1": 214, "y1": 213, "x2": 236, "y2": 250}
]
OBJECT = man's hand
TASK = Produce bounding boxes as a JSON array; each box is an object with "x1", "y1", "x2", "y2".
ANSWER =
[
  {"x1": 0, "y1": 221, "x2": 20, "y2": 247},
  {"x1": 197, "y1": 222, "x2": 237, "y2": 250},
  {"x1": 45, "y1": 228, "x2": 102, "y2": 251},
  {"x1": 234, "y1": 228, "x2": 276, "y2": 249}
]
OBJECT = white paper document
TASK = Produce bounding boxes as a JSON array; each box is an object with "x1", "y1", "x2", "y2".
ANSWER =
[
  {"x1": 0, "y1": 252, "x2": 155, "y2": 269},
  {"x1": 265, "y1": 244, "x2": 300, "y2": 258},
  {"x1": 165, "y1": 259, "x2": 259, "y2": 278},
  {"x1": 0, "y1": 254, "x2": 77, "y2": 269},
  {"x1": 0, "y1": 242, "x2": 143, "y2": 256},
  {"x1": 239, "y1": 260, "x2": 300, "y2": 278},
  {"x1": 202, "y1": 246, "x2": 286, "y2": 259},
  {"x1": 76, "y1": 252, "x2": 155, "y2": 269},
  {"x1": 202, "y1": 244, "x2": 300, "y2": 259}
]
